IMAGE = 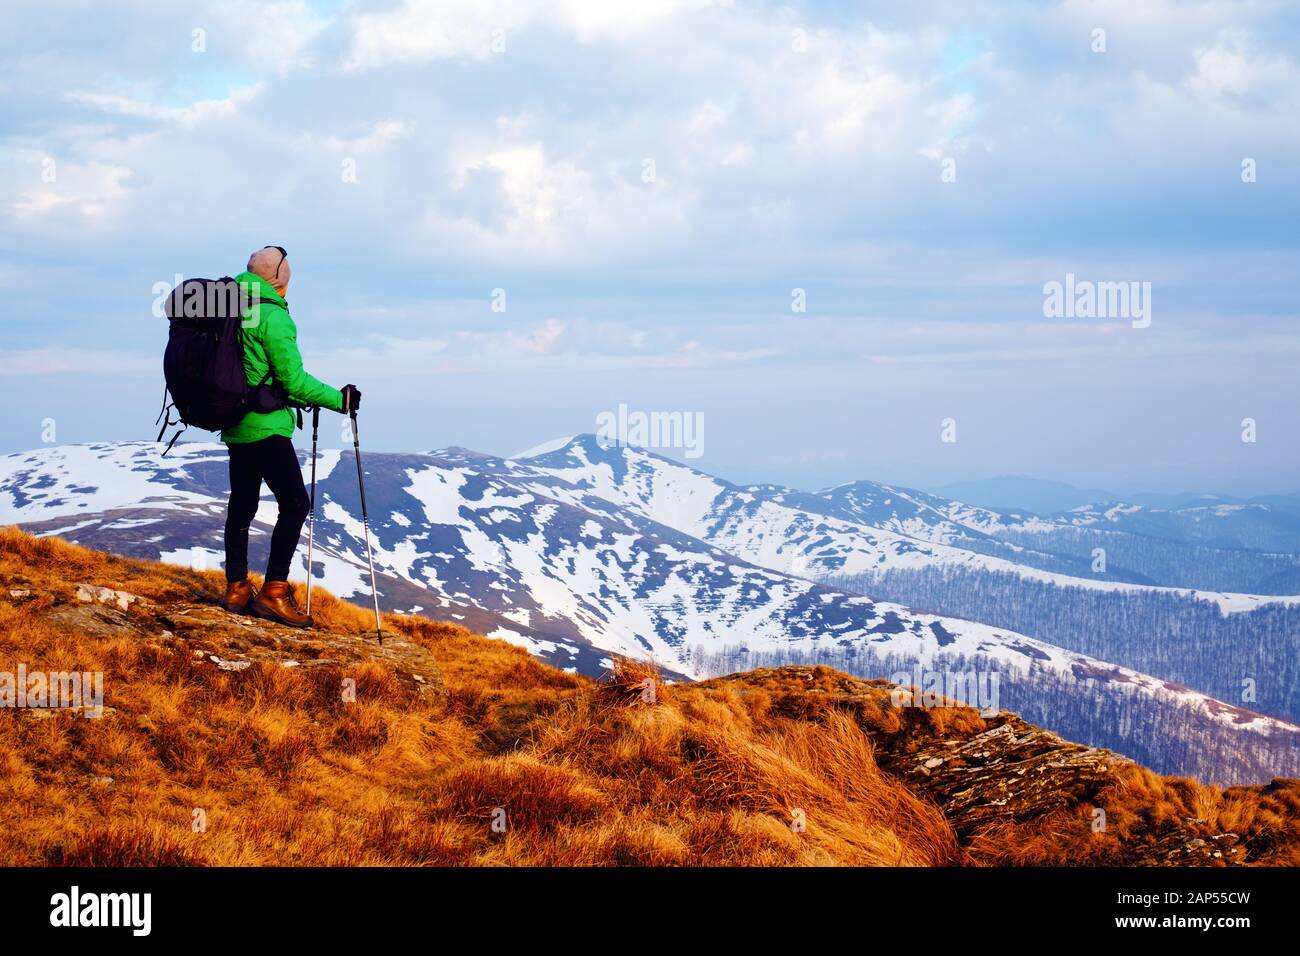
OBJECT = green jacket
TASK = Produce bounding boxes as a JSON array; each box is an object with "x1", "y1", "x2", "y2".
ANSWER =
[{"x1": 220, "y1": 271, "x2": 343, "y2": 444}]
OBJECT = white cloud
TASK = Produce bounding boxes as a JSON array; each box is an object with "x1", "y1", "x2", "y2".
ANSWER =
[
  {"x1": 10, "y1": 157, "x2": 132, "y2": 227},
  {"x1": 204, "y1": 0, "x2": 330, "y2": 76},
  {"x1": 299, "y1": 118, "x2": 415, "y2": 155},
  {"x1": 688, "y1": 102, "x2": 727, "y2": 134},
  {"x1": 65, "y1": 84, "x2": 265, "y2": 128},
  {"x1": 419, "y1": 133, "x2": 697, "y2": 264},
  {"x1": 504, "y1": 317, "x2": 566, "y2": 354},
  {"x1": 1185, "y1": 30, "x2": 1299, "y2": 104},
  {"x1": 720, "y1": 142, "x2": 754, "y2": 166},
  {"x1": 459, "y1": 143, "x2": 582, "y2": 227},
  {"x1": 346, "y1": 0, "x2": 530, "y2": 69},
  {"x1": 554, "y1": 0, "x2": 722, "y2": 43},
  {"x1": 345, "y1": 0, "x2": 726, "y2": 69}
]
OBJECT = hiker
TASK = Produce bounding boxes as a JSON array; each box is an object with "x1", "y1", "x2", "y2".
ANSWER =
[{"x1": 219, "y1": 245, "x2": 362, "y2": 627}]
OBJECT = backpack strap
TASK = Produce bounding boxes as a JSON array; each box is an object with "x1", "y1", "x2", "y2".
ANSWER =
[
  {"x1": 153, "y1": 382, "x2": 173, "y2": 439},
  {"x1": 160, "y1": 426, "x2": 187, "y2": 457},
  {"x1": 241, "y1": 296, "x2": 300, "y2": 428},
  {"x1": 238, "y1": 369, "x2": 274, "y2": 413},
  {"x1": 154, "y1": 383, "x2": 185, "y2": 452},
  {"x1": 242, "y1": 298, "x2": 288, "y2": 404}
]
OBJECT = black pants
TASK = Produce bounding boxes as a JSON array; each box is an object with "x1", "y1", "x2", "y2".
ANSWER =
[{"x1": 224, "y1": 435, "x2": 310, "y2": 583}]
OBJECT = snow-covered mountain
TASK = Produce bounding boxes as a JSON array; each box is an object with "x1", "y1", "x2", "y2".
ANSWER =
[
  {"x1": 499, "y1": 437, "x2": 1300, "y2": 728},
  {"x1": 504, "y1": 435, "x2": 1300, "y2": 607},
  {"x1": 1, "y1": 439, "x2": 1298, "y2": 783}
]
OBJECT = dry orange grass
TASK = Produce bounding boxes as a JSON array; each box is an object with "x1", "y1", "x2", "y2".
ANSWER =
[
  {"x1": 3, "y1": 527, "x2": 1296, "y2": 867},
  {"x1": 0, "y1": 527, "x2": 959, "y2": 866}
]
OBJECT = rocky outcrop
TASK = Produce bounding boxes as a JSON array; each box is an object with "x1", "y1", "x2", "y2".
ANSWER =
[
  {"x1": 882, "y1": 717, "x2": 1122, "y2": 835},
  {"x1": 155, "y1": 602, "x2": 447, "y2": 700},
  {"x1": 74, "y1": 582, "x2": 143, "y2": 612},
  {"x1": 697, "y1": 665, "x2": 1291, "y2": 865},
  {"x1": 7, "y1": 579, "x2": 446, "y2": 704}
]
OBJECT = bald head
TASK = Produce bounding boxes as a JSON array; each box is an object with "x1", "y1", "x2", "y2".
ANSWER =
[{"x1": 247, "y1": 245, "x2": 292, "y2": 294}]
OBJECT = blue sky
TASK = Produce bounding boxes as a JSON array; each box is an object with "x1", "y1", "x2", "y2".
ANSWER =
[{"x1": 1, "y1": 0, "x2": 1298, "y2": 495}]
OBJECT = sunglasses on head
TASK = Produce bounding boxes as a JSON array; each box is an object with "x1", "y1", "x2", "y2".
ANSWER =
[{"x1": 264, "y1": 245, "x2": 288, "y2": 279}]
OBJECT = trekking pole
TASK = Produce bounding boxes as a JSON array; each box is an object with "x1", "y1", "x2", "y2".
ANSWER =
[
  {"x1": 350, "y1": 409, "x2": 383, "y2": 644},
  {"x1": 305, "y1": 406, "x2": 320, "y2": 617}
]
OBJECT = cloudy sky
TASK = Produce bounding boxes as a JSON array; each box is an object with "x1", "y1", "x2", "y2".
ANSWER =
[{"x1": 1, "y1": 0, "x2": 1297, "y2": 495}]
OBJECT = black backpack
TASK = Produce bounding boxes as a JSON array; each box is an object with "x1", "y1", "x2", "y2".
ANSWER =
[{"x1": 155, "y1": 277, "x2": 286, "y2": 453}]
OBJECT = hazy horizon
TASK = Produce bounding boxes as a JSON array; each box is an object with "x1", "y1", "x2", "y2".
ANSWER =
[{"x1": 6, "y1": 432, "x2": 1296, "y2": 508}]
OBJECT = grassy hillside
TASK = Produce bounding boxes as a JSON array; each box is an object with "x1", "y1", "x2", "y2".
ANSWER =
[{"x1": 1, "y1": 527, "x2": 1297, "y2": 866}]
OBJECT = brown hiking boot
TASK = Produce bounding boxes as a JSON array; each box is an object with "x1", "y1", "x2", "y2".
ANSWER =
[
  {"x1": 250, "y1": 580, "x2": 313, "y2": 629},
  {"x1": 222, "y1": 579, "x2": 256, "y2": 614}
]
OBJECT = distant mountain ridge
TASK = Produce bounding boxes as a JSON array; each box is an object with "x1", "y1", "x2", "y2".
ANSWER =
[
  {"x1": 928, "y1": 476, "x2": 1122, "y2": 515},
  {"x1": 510, "y1": 436, "x2": 1300, "y2": 599},
  {"x1": 928, "y1": 474, "x2": 1300, "y2": 518}
]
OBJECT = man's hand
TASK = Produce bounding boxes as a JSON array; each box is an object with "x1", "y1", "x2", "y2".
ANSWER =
[{"x1": 341, "y1": 384, "x2": 362, "y2": 413}]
